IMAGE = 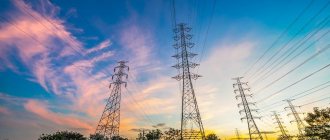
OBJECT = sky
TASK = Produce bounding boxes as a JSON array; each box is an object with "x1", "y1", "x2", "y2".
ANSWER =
[{"x1": 0, "y1": 0, "x2": 329, "y2": 139}]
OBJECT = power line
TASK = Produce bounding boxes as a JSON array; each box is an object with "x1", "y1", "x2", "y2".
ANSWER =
[
  {"x1": 300, "y1": 96, "x2": 330, "y2": 107},
  {"x1": 95, "y1": 61, "x2": 128, "y2": 138},
  {"x1": 19, "y1": 4, "x2": 84, "y2": 55},
  {"x1": 284, "y1": 100, "x2": 305, "y2": 138},
  {"x1": 17, "y1": 5, "x2": 113, "y2": 78},
  {"x1": 0, "y1": 16, "x2": 49, "y2": 48},
  {"x1": 257, "y1": 63, "x2": 330, "y2": 103},
  {"x1": 293, "y1": 84, "x2": 330, "y2": 99},
  {"x1": 123, "y1": 88, "x2": 158, "y2": 125},
  {"x1": 198, "y1": 0, "x2": 217, "y2": 64},
  {"x1": 243, "y1": 0, "x2": 315, "y2": 76},
  {"x1": 172, "y1": 23, "x2": 205, "y2": 140},
  {"x1": 69, "y1": 63, "x2": 157, "y2": 128},
  {"x1": 271, "y1": 111, "x2": 290, "y2": 139},
  {"x1": 125, "y1": 71, "x2": 164, "y2": 124},
  {"x1": 259, "y1": 80, "x2": 330, "y2": 110},
  {"x1": 75, "y1": 64, "x2": 157, "y2": 128},
  {"x1": 247, "y1": 1, "x2": 329, "y2": 80},
  {"x1": 12, "y1": 8, "x2": 160, "y2": 125},
  {"x1": 251, "y1": 16, "x2": 330, "y2": 85},
  {"x1": 254, "y1": 44, "x2": 330, "y2": 94},
  {"x1": 232, "y1": 77, "x2": 263, "y2": 140},
  {"x1": 0, "y1": 14, "x2": 157, "y2": 129},
  {"x1": 170, "y1": 0, "x2": 177, "y2": 28}
]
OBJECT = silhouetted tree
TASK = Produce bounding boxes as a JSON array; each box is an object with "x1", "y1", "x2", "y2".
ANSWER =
[
  {"x1": 38, "y1": 130, "x2": 86, "y2": 140},
  {"x1": 163, "y1": 128, "x2": 180, "y2": 140},
  {"x1": 136, "y1": 132, "x2": 145, "y2": 140},
  {"x1": 304, "y1": 107, "x2": 330, "y2": 139},
  {"x1": 111, "y1": 136, "x2": 128, "y2": 140},
  {"x1": 145, "y1": 129, "x2": 162, "y2": 140},
  {"x1": 90, "y1": 133, "x2": 109, "y2": 140},
  {"x1": 205, "y1": 133, "x2": 220, "y2": 140},
  {"x1": 277, "y1": 135, "x2": 291, "y2": 140}
]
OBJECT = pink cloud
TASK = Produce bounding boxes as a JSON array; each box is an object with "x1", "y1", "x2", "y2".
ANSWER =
[
  {"x1": 0, "y1": 0, "x2": 83, "y2": 95},
  {"x1": 24, "y1": 99, "x2": 93, "y2": 131},
  {"x1": 0, "y1": 106, "x2": 11, "y2": 115},
  {"x1": 1, "y1": 0, "x2": 169, "y2": 137},
  {"x1": 0, "y1": 0, "x2": 115, "y2": 116},
  {"x1": 86, "y1": 39, "x2": 112, "y2": 54},
  {"x1": 119, "y1": 24, "x2": 155, "y2": 68}
]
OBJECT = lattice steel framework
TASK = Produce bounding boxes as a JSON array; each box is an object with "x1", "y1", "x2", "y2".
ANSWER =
[
  {"x1": 232, "y1": 77, "x2": 263, "y2": 140},
  {"x1": 95, "y1": 61, "x2": 129, "y2": 138},
  {"x1": 231, "y1": 128, "x2": 250, "y2": 140},
  {"x1": 272, "y1": 111, "x2": 290, "y2": 140},
  {"x1": 235, "y1": 128, "x2": 241, "y2": 140},
  {"x1": 284, "y1": 99, "x2": 305, "y2": 139},
  {"x1": 172, "y1": 23, "x2": 205, "y2": 140}
]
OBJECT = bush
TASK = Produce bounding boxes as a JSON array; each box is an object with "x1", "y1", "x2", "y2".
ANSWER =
[{"x1": 38, "y1": 130, "x2": 86, "y2": 140}]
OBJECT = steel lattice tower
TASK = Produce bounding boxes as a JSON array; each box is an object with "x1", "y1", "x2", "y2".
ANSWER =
[
  {"x1": 271, "y1": 111, "x2": 290, "y2": 140},
  {"x1": 232, "y1": 77, "x2": 263, "y2": 140},
  {"x1": 95, "y1": 61, "x2": 129, "y2": 138},
  {"x1": 235, "y1": 128, "x2": 241, "y2": 140},
  {"x1": 172, "y1": 23, "x2": 205, "y2": 140},
  {"x1": 231, "y1": 128, "x2": 250, "y2": 140},
  {"x1": 284, "y1": 99, "x2": 305, "y2": 139}
]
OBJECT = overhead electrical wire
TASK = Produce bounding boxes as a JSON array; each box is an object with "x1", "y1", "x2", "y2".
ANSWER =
[
  {"x1": 300, "y1": 96, "x2": 330, "y2": 107},
  {"x1": 257, "y1": 63, "x2": 330, "y2": 103},
  {"x1": 126, "y1": 71, "x2": 165, "y2": 122},
  {"x1": 251, "y1": 16, "x2": 330, "y2": 85},
  {"x1": 0, "y1": 14, "x2": 158, "y2": 127},
  {"x1": 198, "y1": 0, "x2": 217, "y2": 64},
  {"x1": 247, "y1": 1, "x2": 329, "y2": 81},
  {"x1": 243, "y1": 0, "x2": 315, "y2": 77},
  {"x1": 260, "y1": 80, "x2": 330, "y2": 110},
  {"x1": 253, "y1": 44, "x2": 330, "y2": 94},
  {"x1": 19, "y1": 4, "x2": 114, "y2": 78},
  {"x1": 18, "y1": 7, "x2": 162, "y2": 124}
]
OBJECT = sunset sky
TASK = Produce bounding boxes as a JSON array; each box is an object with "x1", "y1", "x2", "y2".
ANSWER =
[{"x1": 0, "y1": 0, "x2": 329, "y2": 140}]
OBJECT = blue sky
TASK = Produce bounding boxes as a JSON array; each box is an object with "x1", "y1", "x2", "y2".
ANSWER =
[{"x1": 0, "y1": 0, "x2": 329, "y2": 139}]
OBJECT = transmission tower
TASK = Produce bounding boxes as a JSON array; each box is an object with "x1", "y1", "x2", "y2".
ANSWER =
[
  {"x1": 95, "y1": 61, "x2": 129, "y2": 138},
  {"x1": 235, "y1": 128, "x2": 241, "y2": 140},
  {"x1": 231, "y1": 128, "x2": 249, "y2": 140},
  {"x1": 172, "y1": 23, "x2": 205, "y2": 140},
  {"x1": 284, "y1": 99, "x2": 305, "y2": 139},
  {"x1": 232, "y1": 77, "x2": 263, "y2": 140},
  {"x1": 271, "y1": 111, "x2": 290, "y2": 139},
  {"x1": 136, "y1": 128, "x2": 149, "y2": 140}
]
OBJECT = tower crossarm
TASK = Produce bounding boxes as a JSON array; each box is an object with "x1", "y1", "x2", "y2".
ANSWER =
[
  {"x1": 172, "y1": 62, "x2": 200, "y2": 69},
  {"x1": 95, "y1": 61, "x2": 129, "y2": 139},
  {"x1": 172, "y1": 23, "x2": 205, "y2": 140},
  {"x1": 237, "y1": 102, "x2": 256, "y2": 107},
  {"x1": 232, "y1": 77, "x2": 263, "y2": 140},
  {"x1": 284, "y1": 100, "x2": 306, "y2": 137},
  {"x1": 239, "y1": 109, "x2": 258, "y2": 114},
  {"x1": 272, "y1": 111, "x2": 290, "y2": 138}
]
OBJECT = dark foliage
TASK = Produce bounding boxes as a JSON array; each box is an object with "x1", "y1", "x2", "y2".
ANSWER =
[
  {"x1": 89, "y1": 133, "x2": 109, "y2": 140},
  {"x1": 163, "y1": 128, "x2": 180, "y2": 140},
  {"x1": 38, "y1": 131, "x2": 86, "y2": 140},
  {"x1": 111, "y1": 136, "x2": 128, "y2": 140},
  {"x1": 145, "y1": 129, "x2": 162, "y2": 140},
  {"x1": 205, "y1": 133, "x2": 220, "y2": 140},
  {"x1": 304, "y1": 107, "x2": 330, "y2": 139}
]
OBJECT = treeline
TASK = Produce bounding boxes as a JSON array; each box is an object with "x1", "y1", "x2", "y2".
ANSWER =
[
  {"x1": 38, "y1": 107, "x2": 329, "y2": 140},
  {"x1": 38, "y1": 128, "x2": 220, "y2": 140},
  {"x1": 277, "y1": 107, "x2": 330, "y2": 140}
]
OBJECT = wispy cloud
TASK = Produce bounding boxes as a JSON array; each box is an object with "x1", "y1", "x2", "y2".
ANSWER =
[
  {"x1": 0, "y1": 106, "x2": 11, "y2": 115},
  {"x1": 0, "y1": 0, "x2": 118, "y2": 135},
  {"x1": 24, "y1": 99, "x2": 93, "y2": 132},
  {"x1": 86, "y1": 39, "x2": 112, "y2": 54}
]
